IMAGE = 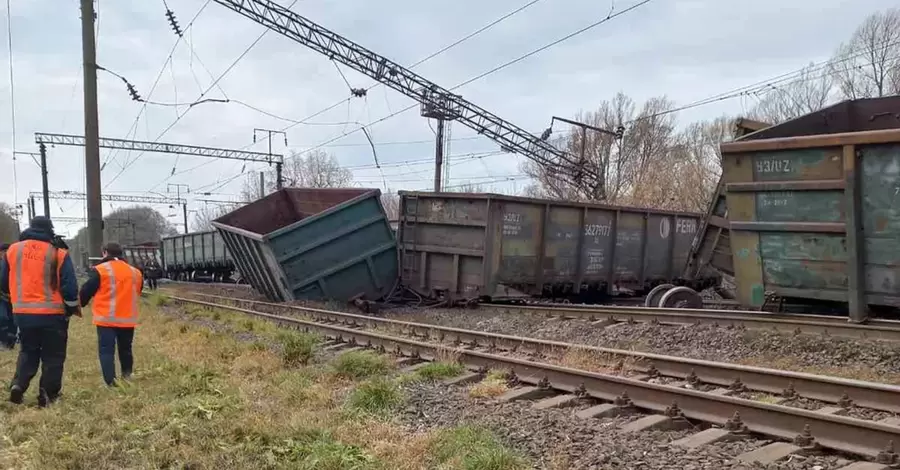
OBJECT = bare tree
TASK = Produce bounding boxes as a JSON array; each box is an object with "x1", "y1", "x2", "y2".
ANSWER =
[
  {"x1": 267, "y1": 149, "x2": 353, "y2": 191},
  {"x1": 380, "y1": 189, "x2": 400, "y2": 221},
  {"x1": 68, "y1": 206, "x2": 176, "y2": 261},
  {"x1": 448, "y1": 182, "x2": 486, "y2": 193},
  {"x1": 830, "y1": 8, "x2": 900, "y2": 99},
  {"x1": 193, "y1": 203, "x2": 243, "y2": 231},
  {"x1": 0, "y1": 203, "x2": 20, "y2": 244},
  {"x1": 750, "y1": 63, "x2": 835, "y2": 124}
]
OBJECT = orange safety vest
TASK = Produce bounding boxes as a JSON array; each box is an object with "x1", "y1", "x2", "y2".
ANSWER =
[
  {"x1": 92, "y1": 259, "x2": 143, "y2": 328},
  {"x1": 6, "y1": 240, "x2": 69, "y2": 315}
]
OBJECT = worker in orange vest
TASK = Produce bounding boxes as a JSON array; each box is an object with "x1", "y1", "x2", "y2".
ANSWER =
[
  {"x1": 78, "y1": 242, "x2": 143, "y2": 386},
  {"x1": 0, "y1": 216, "x2": 81, "y2": 407},
  {"x1": 0, "y1": 243, "x2": 17, "y2": 349}
]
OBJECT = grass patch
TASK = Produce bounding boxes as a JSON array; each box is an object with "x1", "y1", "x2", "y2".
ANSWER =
[
  {"x1": 429, "y1": 426, "x2": 527, "y2": 470},
  {"x1": 400, "y1": 362, "x2": 465, "y2": 384},
  {"x1": 277, "y1": 331, "x2": 320, "y2": 367},
  {"x1": 468, "y1": 370, "x2": 509, "y2": 399},
  {"x1": 253, "y1": 430, "x2": 376, "y2": 470},
  {"x1": 146, "y1": 291, "x2": 170, "y2": 307},
  {"x1": 556, "y1": 347, "x2": 643, "y2": 376},
  {"x1": 0, "y1": 301, "x2": 440, "y2": 468},
  {"x1": 346, "y1": 378, "x2": 404, "y2": 416},
  {"x1": 330, "y1": 350, "x2": 392, "y2": 380}
]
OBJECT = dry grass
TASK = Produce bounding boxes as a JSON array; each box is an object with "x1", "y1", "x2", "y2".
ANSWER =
[
  {"x1": 468, "y1": 370, "x2": 510, "y2": 399},
  {"x1": 555, "y1": 346, "x2": 645, "y2": 376},
  {"x1": 0, "y1": 299, "x2": 526, "y2": 469}
]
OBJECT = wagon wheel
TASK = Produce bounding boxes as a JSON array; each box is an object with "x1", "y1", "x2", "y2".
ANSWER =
[
  {"x1": 658, "y1": 286, "x2": 703, "y2": 309},
  {"x1": 644, "y1": 284, "x2": 675, "y2": 308}
]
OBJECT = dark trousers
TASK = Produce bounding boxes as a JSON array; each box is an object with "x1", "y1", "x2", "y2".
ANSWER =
[
  {"x1": 0, "y1": 302, "x2": 17, "y2": 348},
  {"x1": 147, "y1": 277, "x2": 158, "y2": 290},
  {"x1": 12, "y1": 321, "x2": 69, "y2": 399},
  {"x1": 97, "y1": 326, "x2": 135, "y2": 385}
]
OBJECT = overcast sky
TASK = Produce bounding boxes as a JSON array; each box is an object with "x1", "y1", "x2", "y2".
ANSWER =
[{"x1": 1, "y1": 0, "x2": 894, "y2": 236}]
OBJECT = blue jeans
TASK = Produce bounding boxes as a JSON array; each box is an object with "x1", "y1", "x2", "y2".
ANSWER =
[{"x1": 96, "y1": 326, "x2": 134, "y2": 386}]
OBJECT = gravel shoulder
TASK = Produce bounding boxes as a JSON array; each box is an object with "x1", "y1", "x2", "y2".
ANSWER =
[{"x1": 400, "y1": 381, "x2": 850, "y2": 470}]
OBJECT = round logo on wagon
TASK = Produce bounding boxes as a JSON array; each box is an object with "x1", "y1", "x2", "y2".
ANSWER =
[{"x1": 659, "y1": 218, "x2": 671, "y2": 239}]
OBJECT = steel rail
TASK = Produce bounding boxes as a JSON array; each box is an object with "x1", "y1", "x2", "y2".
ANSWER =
[
  {"x1": 161, "y1": 294, "x2": 900, "y2": 459},
  {"x1": 483, "y1": 304, "x2": 900, "y2": 341},
  {"x1": 164, "y1": 290, "x2": 900, "y2": 414}
]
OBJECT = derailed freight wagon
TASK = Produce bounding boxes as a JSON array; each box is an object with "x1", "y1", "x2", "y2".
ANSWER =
[
  {"x1": 161, "y1": 230, "x2": 237, "y2": 282},
  {"x1": 397, "y1": 191, "x2": 718, "y2": 305},
  {"x1": 683, "y1": 117, "x2": 772, "y2": 298},
  {"x1": 719, "y1": 96, "x2": 900, "y2": 322},
  {"x1": 212, "y1": 187, "x2": 398, "y2": 303}
]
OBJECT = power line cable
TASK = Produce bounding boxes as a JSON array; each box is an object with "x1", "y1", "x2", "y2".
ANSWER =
[
  {"x1": 103, "y1": 0, "x2": 213, "y2": 170},
  {"x1": 140, "y1": 0, "x2": 553, "y2": 189},
  {"x1": 252, "y1": 0, "x2": 550, "y2": 149},
  {"x1": 5, "y1": 0, "x2": 18, "y2": 213},
  {"x1": 111, "y1": 0, "x2": 301, "y2": 192},
  {"x1": 630, "y1": 37, "x2": 900, "y2": 124},
  {"x1": 287, "y1": 0, "x2": 655, "y2": 162}
]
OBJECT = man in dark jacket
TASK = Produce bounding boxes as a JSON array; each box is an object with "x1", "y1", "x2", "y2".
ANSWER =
[
  {"x1": 0, "y1": 217, "x2": 81, "y2": 407},
  {"x1": 144, "y1": 258, "x2": 162, "y2": 290},
  {"x1": 0, "y1": 243, "x2": 16, "y2": 349}
]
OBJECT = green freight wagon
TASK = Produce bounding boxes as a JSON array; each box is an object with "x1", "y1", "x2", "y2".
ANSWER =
[
  {"x1": 719, "y1": 97, "x2": 900, "y2": 322},
  {"x1": 212, "y1": 188, "x2": 398, "y2": 303}
]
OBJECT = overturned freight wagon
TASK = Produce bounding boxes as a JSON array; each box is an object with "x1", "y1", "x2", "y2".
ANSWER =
[
  {"x1": 161, "y1": 231, "x2": 236, "y2": 282},
  {"x1": 398, "y1": 191, "x2": 718, "y2": 305},
  {"x1": 719, "y1": 96, "x2": 900, "y2": 322},
  {"x1": 212, "y1": 188, "x2": 398, "y2": 303}
]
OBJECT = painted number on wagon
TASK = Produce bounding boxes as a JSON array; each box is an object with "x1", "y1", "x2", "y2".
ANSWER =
[
  {"x1": 756, "y1": 159, "x2": 792, "y2": 174},
  {"x1": 584, "y1": 223, "x2": 611, "y2": 237}
]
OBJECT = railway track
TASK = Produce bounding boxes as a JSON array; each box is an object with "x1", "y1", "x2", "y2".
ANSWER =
[
  {"x1": 483, "y1": 303, "x2": 900, "y2": 342},
  {"x1": 157, "y1": 289, "x2": 900, "y2": 463}
]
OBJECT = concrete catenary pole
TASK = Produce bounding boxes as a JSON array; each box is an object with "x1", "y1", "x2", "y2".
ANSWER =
[{"x1": 81, "y1": 0, "x2": 103, "y2": 257}]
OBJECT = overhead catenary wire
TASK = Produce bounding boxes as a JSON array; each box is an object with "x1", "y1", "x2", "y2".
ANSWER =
[
  {"x1": 629, "y1": 36, "x2": 900, "y2": 125},
  {"x1": 103, "y1": 0, "x2": 214, "y2": 171},
  {"x1": 282, "y1": 0, "x2": 655, "y2": 166},
  {"x1": 152, "y1": 0, "x2": 555, "y2": 189},
  {"x1": 248, "y1": 0, "x2": 550, "y2": 149},
  {"x1": 110, "y1": 0, "x2": 302, "y2": 192}
]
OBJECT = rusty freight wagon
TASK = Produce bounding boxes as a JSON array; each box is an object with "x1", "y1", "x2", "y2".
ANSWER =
[
  {"x1": 212, "y1": 187, "x2": 398, "y2": 303},
  {"x1": 718, "y1": 96, "x2": 900, "y2": 322},
  {"x1": 398, "y1": 191, "x2": 718, "y2": 305}
]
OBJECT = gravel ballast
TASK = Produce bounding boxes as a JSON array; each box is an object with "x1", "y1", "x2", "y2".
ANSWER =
[
  {"x1": 160, "y1": 284, "x2": 900, "y2": 384},
  {"x1": 400, "y1": 381, "x2": 851, "y2": 469}
]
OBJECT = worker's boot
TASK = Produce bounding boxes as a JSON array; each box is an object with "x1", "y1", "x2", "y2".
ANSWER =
[
  {"x1": 8, "y1": 384, "x2": 23, "y2": 405},
  {"x1": 37, "y1": 388, "x2": 50, "y2": 408}
]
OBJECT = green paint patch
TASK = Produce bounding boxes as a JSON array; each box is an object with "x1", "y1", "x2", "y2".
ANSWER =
[
  {"x1": 750, "y1": 283, "x2": 766, "y2": 307},
  {"x1": 331, "y1": 351, "x2": 393, "y2": 380},
  {"x1": 428, "y1": 426, "x2": 527, "y2": 470}
]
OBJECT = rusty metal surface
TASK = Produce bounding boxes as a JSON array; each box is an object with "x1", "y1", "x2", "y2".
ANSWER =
[
  {"x1": 721, "y1": 102, "x2": 900, "y2": 315},
  {"x1": 739, "y1": 97, "x2": 900, "y2": 141},
  {"x1": 398, "y1": 191, "x2": 706, "y2": 301},
  {"x1": 482, "y1": 303, "x2": 900, "y2": 342},
  {"x1": 166, "y1": 293, "x2": 900, "y2": 459},
  {"x1": 212, "y1": 188, "x2": 398, "y2": 303}
]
